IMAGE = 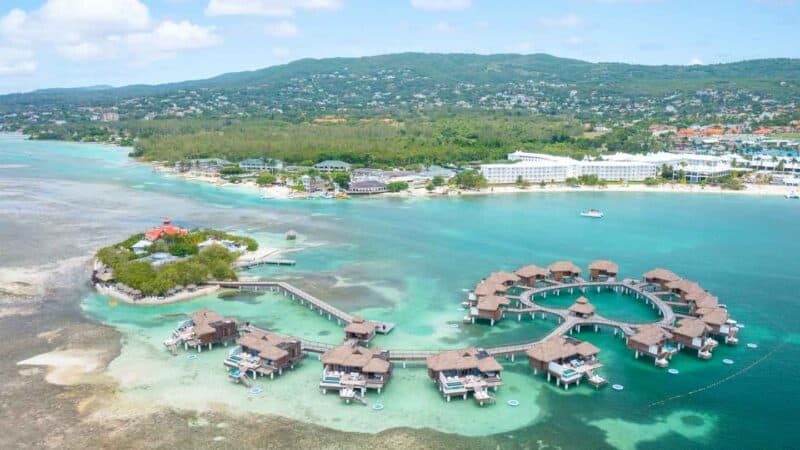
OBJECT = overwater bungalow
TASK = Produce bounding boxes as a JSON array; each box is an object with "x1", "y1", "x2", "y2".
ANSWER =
[
  {"x1": 526, "y1": 336, "x2": 606, "y2": 389},
  {"x1": 627, "y1": 324, "x2": 676, "y2": 367},
  {"x1": 568, "y1": 297, "x2": 596, "y2": 318},
  {"x1": 671, "y1": 318, "x2": 716, "y2": 359},
  {"x1": 485, "y1": 271, "x2": 521, "y2": 287},
  {"x1": 426, "y1": 348, "x2": 503, "y2": 405},
  {"x1": 164, "y1": 308, "x2": 238, "y2": 353},
  {"x1": 343, "y1": 316, "x2": 376, "y2": 343},
  {"x1": 225, "y1": 329, "x2": 304, "y2": 381},
  {"x1": 666, "y1": 279, "x2": 706, "y2": 302},
  {"x1": 320, "y1": 345, "x2": 392, "y2": 401},
  {"x1": 547, "y1": 261, "x2": 582, "y2": 282},
  {"x1": 688, "y1": 292, "x2": 719, "y2": 315},
  {"x1": 697, "y1": 307, "x2": 739, "y2": 345},
  {"x1": 642, "y1": 268, "x2": 680, "y2": 288},
  {"x1": 515, "y1": 264, "x2": 549, "y2": 286},
  {"x1": 469, "y1": 295, "x2": 510, "y2": 325},
  {"x1": 588, "y1": 260, "x2": 619, "y2": 281},
  {"x1": 471, "y1": 281, "x2": 507, "y2": 302}
]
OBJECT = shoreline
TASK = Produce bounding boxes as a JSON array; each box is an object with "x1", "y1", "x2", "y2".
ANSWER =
[{"x1": 147, "y1": 161, "x2": 797, "y2": 199}]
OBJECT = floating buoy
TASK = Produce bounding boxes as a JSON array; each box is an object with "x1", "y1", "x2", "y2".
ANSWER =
[
  {"x1": 187, "y1": 354, "x2": 198, "y2": 360},
  {"x1": 722, "y1": 359, "x2": 734, "y2": 365},
  {"x1": 249, "y1": 387, "x2": 263, "y2": 395},
  {"x1": 612, "y1": 384, "x2": 624, "y2": 391},
  {"x1": 507, "y1": 399, "x2": 520, "y2": 407},
  {"x1": 747, "y1": 343, "x2": 758, "y2": 349},
  {"x1": 668, "y1": 368, "x2": 679, "y2": 375},
  {"x1": 372, "y1": 403, "x2": 384, "y2": 410}
]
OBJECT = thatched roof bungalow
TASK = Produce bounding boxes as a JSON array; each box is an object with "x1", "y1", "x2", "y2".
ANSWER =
[
  {"x1": 232, "y1": 329, "x2": 304, "y2": 377},
  {"x1": 486, "y1": 271, "x2": 521, "y2": 287},
  {"x1": 666, "y1": 279, "x2": 706, "y2": 302},
  {"x1": 472, "y1": 295, "x2": 510, "y2": 324},
  {"x1": 697, "y1": 307, "x2": 739, "y2": 345},
  {"x1": 189, "y1": 308, "x2": 238, "y2": 347},
  {"x1": 642, "y1": 268, "x2": 680, "y2": 288},
  {"x1": 343, "y1": 316, "x2": 375, "y2": 343},
  {"x1": 568, "y1": 297, "x2": 596, "y2": 318},
  {"x1": 515, "y1": 264, "x2": 549, "y2": 286},
  {"x1": 627, "y1": 324, "x2": 676, "y2": 366},
  {"x1": 671, "y1": 318, "x2": 714, "y2": 358},
  {"x1": 588, "y1": 260, "x2": 619, "y2": 280},
  {"x1": 547, "y1": 261, "x2": 582, "y2": 281},
  {"x1": 526, "y1": 336, "x2": 604, "y2": 388},
  {"x1": 320, "y1": 345, "x2": 392, "y2": 393},
  {"x1": 427, "y1": 348, "x2": 503, "y2": 401}
]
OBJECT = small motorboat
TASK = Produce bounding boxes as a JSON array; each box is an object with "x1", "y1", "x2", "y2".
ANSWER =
[
  {"x1": 785, "y1": 190, "x2": 799, "y2": 199},
  {"x1": 580, "y1": 209, "x2": 604, "y2": 218}
]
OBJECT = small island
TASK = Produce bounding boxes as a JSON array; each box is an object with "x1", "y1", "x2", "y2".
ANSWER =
[{"x1": 92, "y1": 217, "x2": 261, "y2": 303}]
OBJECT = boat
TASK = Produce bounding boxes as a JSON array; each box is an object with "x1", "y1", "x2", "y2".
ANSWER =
[
  {"x1": 580, "y1": 209, "x2": 604, "y2": 218},
  {"x1": 785, "y1": 190, "x2": 799, "y2": 199}
]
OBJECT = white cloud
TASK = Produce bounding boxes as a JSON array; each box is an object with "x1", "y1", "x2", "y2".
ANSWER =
[
  {"x1": 690, "y1": 57, "x2": 704, "y2": 65},
  {"x1": 539, "y1": 13, "x2": 583, "y2": 28},
  {"x1": 206, "y1": 0, "x2": 342, "y2": 17},
  {"x1": 433, "y1": 21, "x2": 454, "y2": 33},
  {"x1": 265, "y1": 20, "x2": 299, "y2": 37},
  {"x1": 0, "y1": 0, "x2": 219, "y2": 70},
  {"x1": 0, "y1": 47, "x2": 36, "y2": 75},
  {"x1": 411, "y1": 0, "x2": 471, "y2": 10}
]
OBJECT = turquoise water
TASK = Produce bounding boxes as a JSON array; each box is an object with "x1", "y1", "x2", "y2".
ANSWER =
[{"x1": 2, "y1": 134, "x2": 799, "y2": 448}]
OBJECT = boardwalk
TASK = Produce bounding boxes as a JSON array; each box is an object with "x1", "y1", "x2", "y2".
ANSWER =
[
  {"x1": 215, "y1": 278, "x2": 677, "y2": 363},
  {"x1": 209, "y1": 280, "x2": 395, "y2": 334}
]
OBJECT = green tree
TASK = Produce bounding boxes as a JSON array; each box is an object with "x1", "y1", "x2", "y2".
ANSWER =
[
  {"x1": 220, "y1": 166, "x2": 245, "y2": 175},
  {"x1": 387, "y1": 181, "x2": 409, "y2": 192},
  {"x1": 451, "y1": 170, "x2": 488, "y2": 189},
  {"x1": 332, "y1": 171, "x2": 351, "y2": 188},
  {"x1": 256, "y1": 172, "x2": 276, "y2": 186},
  {"x1": 431, "y1": 175, "x2": 445, "y2": 187}
]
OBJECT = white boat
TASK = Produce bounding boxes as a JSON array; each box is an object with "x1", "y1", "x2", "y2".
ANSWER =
[
  {"x1": 580, "y1": 209, "x2": 604, "y2": 218},
  {"x1": 785, "y1": 190, "x2": 799, "y2": 199}
]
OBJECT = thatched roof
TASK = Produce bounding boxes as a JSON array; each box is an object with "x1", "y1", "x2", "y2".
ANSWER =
[
  {"x1": 474, "y1": 281, "x2": 505, "y2": 297},
  {"x1": 344, "y1": 316, "x2": 374, "y2": 335},
  {"x1": 589, "y1": 259, "x2": 619, "y2": 274},
  {"x1": 426, "y1": 348, "x2": 503, "y2": 373},
  {"x1": 666, "y1": 279, "x2": 705, "y2": 295},
  {"x1": 486, "y1": 271, "x2": 521, "y2": 285},
  {"x1": 568, "y1": 296, "x2": 596, "y2": 316},
  {"x1": 516, "y1": 264, "x2": 549, "y2": 279},
  {"x1": 672, "y1": 318, "x2": 711, "y2": 338},
  {"x1": 630, "y1": 324, "x2": 672, "y2": 346},
  {"x1": 643, "y1": 268, "x2": 680, "y2": 282},
  {"x1": 548, "y1": 260, "x2": 581, "y2": 274},
  {"x1": 477, "y1": 295, "x2": 510, "y2": 311},
  {"x1": 699, "y1": 307, "x2": 729, "y2": 326},
  {"x1": 237, "y1": 329, "x2": 297, "y2": 360},
  {"x1": 321, "y1": 345, "x2": 389, "y2": 371},
  {"x1": 692, "y1": 293, "x2": 719, "y2": 309},
  {"x1": 526, "y1": 336, "x2": 600, "y2": 363},
  {"x1": 191, "y1": 308, "x2": 234, "y2": 336}
]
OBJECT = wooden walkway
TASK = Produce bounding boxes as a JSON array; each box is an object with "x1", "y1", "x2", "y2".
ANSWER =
[
  {"x1": 236, "y1": 259, "x2": 296, "y2": 269},
  {"x1": 209, "y1": 280, "x2": 395, "y2": 334}
]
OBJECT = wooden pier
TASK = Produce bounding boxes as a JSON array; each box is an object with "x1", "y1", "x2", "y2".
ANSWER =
[
  {"x1": 236, "y1": 259, "x2": 297, "y2": 269},
  {"x1": 209, "y1": 280, "x2": 395, "y2": 334}
]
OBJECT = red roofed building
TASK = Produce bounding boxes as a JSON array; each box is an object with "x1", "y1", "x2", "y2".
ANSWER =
[{"x1": 145, "y1": 217, "x2": 188, "y2": 241}]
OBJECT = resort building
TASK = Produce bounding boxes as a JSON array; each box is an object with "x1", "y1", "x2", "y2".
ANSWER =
[
  {"x1": 426, "y1": 348, "x2": 503, "y2": 405},
  {"x1": 469, "y1": 295, "x2": 510, "y2": 326},
  {"x1": 568, "y1": 297, "x2": 596, "y2": 318},
  {"x1": 480, "y1": 160, "x2": 571, "y2": 184},
  {"x1": 515, "y1": 264, "x2": 549, "y2": 286},
  {"x1": 696, "y1": 307, "x2": 739, "y2": 345},
  {"x1": 238, "y1": 158, "x2": 283, "y2": 173},
  {"x1": 485, "y1": 271, "x2": 521, "y2": 287},
  {"x1": 666, "y1": 279, "x2": 706, "y2": 302},
  {"x1": 226, "y1": 329, "x2": 304, "y2": 380},
  {"x1": 643, "y1": 268, "x2": 681, "y2": 288},
  {"x1": 347, "y1": 180, "x2": 388, "y2": 195},
  {"x1": 526, "y1": 336, "x2": 606, "y2": 389},
  {"x1": 131, "y1": 239, "x2": 152, "y2": 255},
  {"x1": 670, "y1": 318, "x2": 715, "y2": 359},
  {"x1": 479, "y1": 151, "x2": 657, "y2": 184},
  {"x1": 164, "y1": 308, "x2": 238, "y2": 353},
  {"x1": 320, "y1": 345, "x2": 392, "y2": 400},
  {"x1": 145, "y1": 217, "x2": 188, "y2": 241},
  {"x1": 547, "y1": 261, "x2": 582, "y2": 282},
  {"x1": 314, "y1": 160, "x2": 352, "y2": 173},
  {"x1": 343, "y1": 316, "x2": 376, "y2": 343},
  {"x1": 588, "y1": 260, "x2": 619, "y2": 281},
  {"x1": 627, "y1": 324, "x2": 676, "y2": 367}
]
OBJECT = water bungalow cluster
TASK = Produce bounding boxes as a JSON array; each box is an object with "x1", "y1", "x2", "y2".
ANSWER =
[{"x1": 157, "y1": 258, "x2": 739, "y2": 408}]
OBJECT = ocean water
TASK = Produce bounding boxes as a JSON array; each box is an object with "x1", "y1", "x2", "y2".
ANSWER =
[{"x1": 2, "y1": 133, "x2": 799, "y2": 448}]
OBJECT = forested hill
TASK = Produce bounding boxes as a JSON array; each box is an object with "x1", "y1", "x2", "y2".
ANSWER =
[{"x1": 1, "y1": 53, "x2": 799, "y2": 113}]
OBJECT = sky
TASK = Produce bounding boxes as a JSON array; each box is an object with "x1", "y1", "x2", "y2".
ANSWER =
[{"x1": 0, "y1": 0, "x2": 798, "y2": 94}]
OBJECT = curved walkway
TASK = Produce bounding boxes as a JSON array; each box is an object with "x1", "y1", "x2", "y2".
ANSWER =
[{"x1": 215, "y1": 278, "x2": 677, "y2": 363}]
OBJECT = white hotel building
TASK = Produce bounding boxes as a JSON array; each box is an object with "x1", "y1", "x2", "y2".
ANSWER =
[{"x1": 480, "y1": 151, "x2": 657, "y2": 184}]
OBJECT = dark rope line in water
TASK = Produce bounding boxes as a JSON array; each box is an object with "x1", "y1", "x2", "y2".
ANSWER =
[{"x1": 646, "y1": 342, "x2": 785, "y2": 409}]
